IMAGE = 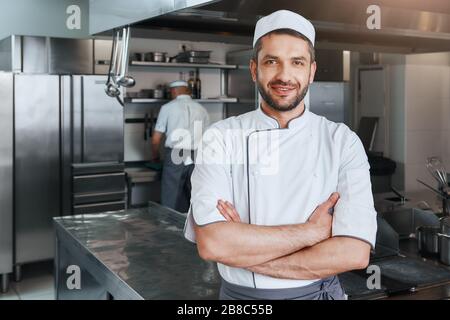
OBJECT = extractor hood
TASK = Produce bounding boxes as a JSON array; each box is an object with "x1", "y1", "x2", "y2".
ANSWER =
[
  {"x1": 118, "y1": 0, "x2": 450, "y2": 53},
  {"x1": 89, "y1": 0, "x2": 219, "y2": 35}
]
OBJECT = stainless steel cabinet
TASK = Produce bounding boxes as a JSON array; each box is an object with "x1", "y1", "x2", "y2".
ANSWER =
[
  {"x1": 0, "y1": 36, "x2": 126, "y2": 288},
  {"x1": 14, "y1": 75, "x2": 61, "y2": 265},
  {"x1": 0, "y1": 74, "x2": 125, "y2": 284},
  {"x1": 0, "y1": 73, "x2": 13, "y2": 293}
]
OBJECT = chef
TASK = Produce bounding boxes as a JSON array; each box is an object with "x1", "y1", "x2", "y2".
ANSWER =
[
  {"x1": 184, "y1": 10, "x2": 377, "y2": 300},
  {"x1": 152, "y1": 80, "x2": 209, "y2": 213}
]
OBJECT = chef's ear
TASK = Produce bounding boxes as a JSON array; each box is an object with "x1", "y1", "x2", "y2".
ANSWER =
[
  {"x1": 250, "y1": 59, "x2": 257, "y2": 83},
  {"x1": 309, "y1": 61, "x2": 317, "y2": 84}
]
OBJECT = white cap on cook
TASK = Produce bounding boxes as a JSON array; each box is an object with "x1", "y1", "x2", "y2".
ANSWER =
[
  {"x1": 169, "y1": 80, "x2": 188, "y2": 88},
  {"x1": 253, "y1": 10, "x2": 315, "y2": 47}
]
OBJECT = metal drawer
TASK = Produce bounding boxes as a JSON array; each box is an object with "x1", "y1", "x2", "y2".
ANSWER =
[
  {"x1": 73, "y1": 190, "x2": 126, "y2": 205},
  {"x1": 72, "y1": 162, "x2": 124, "y2": 175},
  {"x1": 73, "y1": 172, "x2": 125, "y2": 194},
  {"x1": 73, "y1": 201, "x2": 125, "y2": 215}
]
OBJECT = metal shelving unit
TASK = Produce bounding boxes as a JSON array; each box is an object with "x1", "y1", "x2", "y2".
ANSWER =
[
  {"x1": 129, "y1": 61, "x2": 237, "y2": 69},
  {"x1": 126, "y1": 60, "x2": 238, "y2": 105}
]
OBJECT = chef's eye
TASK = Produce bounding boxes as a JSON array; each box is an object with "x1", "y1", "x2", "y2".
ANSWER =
[
  {"x1": 265, "y1": 59, "x2": 277, "y2": 65},
  {"x1": 293, "y1": 60, "x2": 305, "y2": 66}
]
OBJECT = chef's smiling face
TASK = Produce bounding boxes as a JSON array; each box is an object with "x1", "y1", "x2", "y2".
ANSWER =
[{"x1": 250, "y1": 32, "x2": 316, "y2": 112}]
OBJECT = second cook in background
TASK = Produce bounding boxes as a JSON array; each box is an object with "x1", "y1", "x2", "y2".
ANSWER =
[{"x1": 152, "y1": 80, "x2": 210, "y2": 213}]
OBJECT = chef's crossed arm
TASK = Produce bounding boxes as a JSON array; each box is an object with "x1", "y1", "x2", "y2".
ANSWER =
[
  {"x1": 242, "y1": 132, "x2": 377, "y2": 280},
  {"x1": 189, "y1": 126, "x2": 332, "y2": 268},
  {"x1": 189, "y1": 125, "x2": 376, "y2": 279},
  {"x1": 194, "y1": 195, "x2": 339, "y2": 269}
]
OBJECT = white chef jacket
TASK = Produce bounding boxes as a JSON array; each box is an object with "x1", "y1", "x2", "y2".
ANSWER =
[
  {"x1": 184, "y1": 107, "x2": 377, "y2": 289},
  {"x1": 154, "y1": 94, "x2": 209, "y2": 151}
]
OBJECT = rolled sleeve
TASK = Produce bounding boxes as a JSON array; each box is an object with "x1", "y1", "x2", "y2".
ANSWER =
[
  {"x1": 184, "y1": 126, "x2": 232, "y2": 243},
  {"x1": 154, "y1": 105, "x2": 168, "y2": 133},
  {"x1": 332, "y1": 131, "x2": 378, "y2": 249}
]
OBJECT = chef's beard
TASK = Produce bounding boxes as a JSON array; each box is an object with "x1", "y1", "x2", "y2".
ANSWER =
[{"x1": 256, "y1": 76, "x2": 309, "y2": 112}]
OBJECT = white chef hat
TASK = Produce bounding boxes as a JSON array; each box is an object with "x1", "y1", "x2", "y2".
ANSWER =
[
  {"x1": 253, "y1": 10, "x2": 315, "y2": 47},
  {"x1": 169, "y1": 80, "x2": 188, "y2": 88}
]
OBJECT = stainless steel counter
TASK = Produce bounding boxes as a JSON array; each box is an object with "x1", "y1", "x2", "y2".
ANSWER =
[{"x1": 54, "y1": 202, "x2": 220, "y2": 299}]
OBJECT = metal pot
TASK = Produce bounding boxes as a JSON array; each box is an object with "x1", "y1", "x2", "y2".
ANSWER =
[
  {"x1": 152, "y1": 52, "x2": 166, "y2": 62},
  {"x1": 129, "y1": 52, "x2": 144, "y2": 62},
  {"x1": 438, "y1": 217, "x2": 450, "y2": 265},
  {"x1": 144, "y1": 52, "x2": 167, "y2": 63},
  {"x1": 144, "y1": 52, "x2": 154, "y2": 62},
  {"x1": 152, "y1": 88, "x2": 164, "y2": 99},
  {"x1": 417, "y1": 226, "x2": 440, "y2": 255}
]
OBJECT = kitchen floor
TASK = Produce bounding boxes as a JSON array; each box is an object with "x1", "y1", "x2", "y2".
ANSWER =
[{"x1": 0, "y1": 261, "x2": 55, "y2": 300}]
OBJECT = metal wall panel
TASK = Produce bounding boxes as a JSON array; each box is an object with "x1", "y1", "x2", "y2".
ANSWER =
[
  {"x1": 0, "y1": 73, "x2": 14, "y2": 278},
  {"x1": 0, "y1": 37, "x2": 13, "y2": 71},
  {"x1": 14, "y1": 74, "x2": 61, "y2": 264},
  {"x1": 22, "y1": 36, "x2": 48, "y2": 74},
  {"x1": 94, "y1": 39, "x2": 112, "y2": 75},
  {"x1": 48, "y1": 38, "x2": 94, "y2": 75}
]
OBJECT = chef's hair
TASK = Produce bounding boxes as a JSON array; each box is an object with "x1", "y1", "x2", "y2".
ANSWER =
[{"x1": 252, "y1": 28, "x2": 315, "y2": 64}]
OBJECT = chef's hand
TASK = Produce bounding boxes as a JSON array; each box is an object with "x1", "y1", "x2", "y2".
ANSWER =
[
  {"x1": 216, "y1": 200, "x2": 241, "y2": 223},
  {"x1": 308, "y1": 192, "x2": 340, "y2": 242}
]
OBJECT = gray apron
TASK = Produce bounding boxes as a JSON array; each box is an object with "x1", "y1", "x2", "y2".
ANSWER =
[
  {"x1": 219, "y1": 275, "x2": 346, "y2": 300},
  {"x1": 161, "y1": 147, "x2": 195, "y2": 213}
]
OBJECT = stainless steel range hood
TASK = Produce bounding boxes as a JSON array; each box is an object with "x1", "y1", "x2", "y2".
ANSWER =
[
  {"x1": 124, "y1": 0, "x2": 450, "y2": 53},
  {"x1": 89, "y1": 0, "x2": 219, "y2": 35}
]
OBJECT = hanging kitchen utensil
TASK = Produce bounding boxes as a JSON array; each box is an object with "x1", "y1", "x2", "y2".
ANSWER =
[
  {"x1": 105, "y1": 29, "x2": 121, "y2": 98},
  {"x1": 105, "y1": 27, "x2": 135, "y2": 105},
  {"x1": 116, "y1": 27, "x2": 135, "y2": 88}
]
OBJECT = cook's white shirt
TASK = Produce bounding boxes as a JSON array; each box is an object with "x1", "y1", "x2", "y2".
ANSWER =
[
  {"x1": 155, "y1": 94, "x2": 209, "y2": 151},
  {"x1": 184, "y1": 107, "x2": 377, "y2": 289}
]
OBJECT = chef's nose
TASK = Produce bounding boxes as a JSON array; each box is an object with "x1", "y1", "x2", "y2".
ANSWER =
[{"x1": 274, "y1": 62, "x2": 294, "y2": 84}]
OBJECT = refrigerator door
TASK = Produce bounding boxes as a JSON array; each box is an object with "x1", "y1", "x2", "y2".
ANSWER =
[
  {"x1": 72, "y1": 75, "x2": 124, "y2": 163},
  {"x1": 309, "y1": 82, "x2": 345, "y2": 123},
  {"x1": 14, "y1": 74, "x2": 61, "y2": 264},
  {"x1": 68, "y1": 76, "x2": 126, "y2": 215},
  {"x1": 0, "y1": 73, "x2": 13, "y2": 279}
]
